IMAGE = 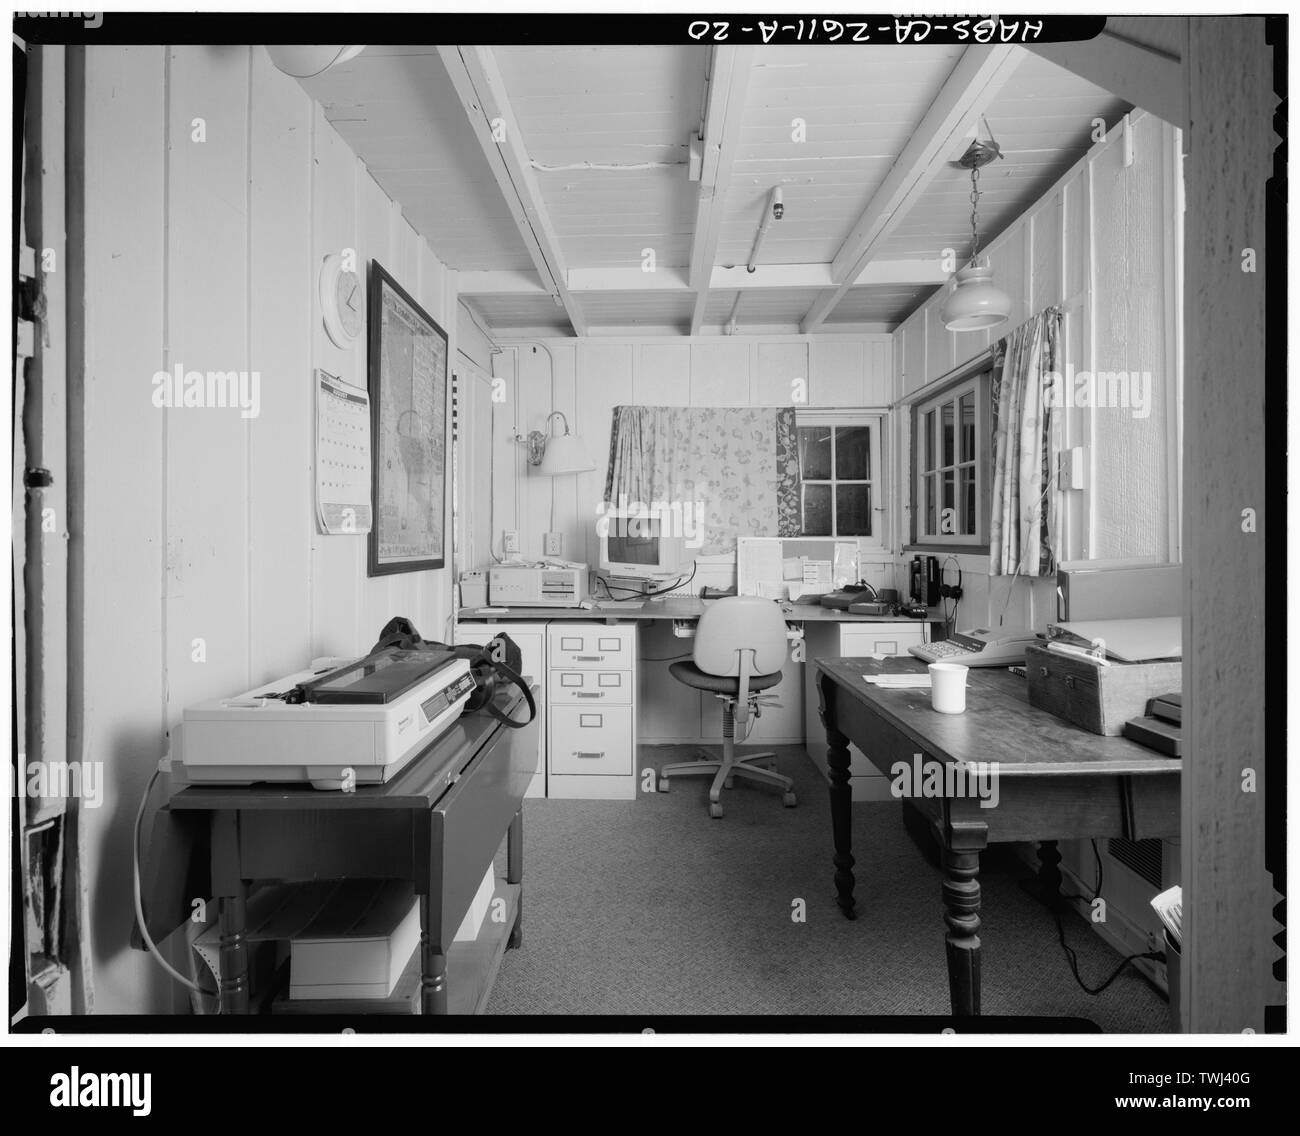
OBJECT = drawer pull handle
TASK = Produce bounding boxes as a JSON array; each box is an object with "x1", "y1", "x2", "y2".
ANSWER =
[
  {"x1": 574, "y1": 751, "x2": 605, "y2": 760},
  {"x1": 1039, "y1": 666, "x2": 1048, "y2": 678},
  {"x1": 575, "y1": 654, "x2": 604, "y2": 661},
  {"x1": 575, "y1": 692, "x2": 604, "y2": 698}
]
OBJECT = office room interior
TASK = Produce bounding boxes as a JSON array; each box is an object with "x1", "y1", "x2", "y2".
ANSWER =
[{"x1": 11, "y1": 14, "x2": 1280, "y2": 1035}]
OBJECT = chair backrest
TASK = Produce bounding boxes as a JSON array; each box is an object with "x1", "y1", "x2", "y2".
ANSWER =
[{"x1": 693, "y1": 596, "x2": 789, "y2": 678}]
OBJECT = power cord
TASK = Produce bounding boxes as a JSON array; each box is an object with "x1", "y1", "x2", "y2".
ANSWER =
[
  {"x1": 1052, "y1": 838, "x2": 1164, "y2": 996},
  {"x1": 134, "y1": 767, "x2": 219, "y2": 1000}
]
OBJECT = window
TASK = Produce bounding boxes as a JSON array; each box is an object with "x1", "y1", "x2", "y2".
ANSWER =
[
  {"x1": 795, "y1": 411, "x2": 884, "y2": 541},
  {"x1": 911, "y1": 369, "x2": 990, "y2": 547}
]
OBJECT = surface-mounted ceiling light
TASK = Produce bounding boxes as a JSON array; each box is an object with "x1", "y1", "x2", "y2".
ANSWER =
[{"x1": 941, "y1": 130, "x2": 1011, "y2": 333}]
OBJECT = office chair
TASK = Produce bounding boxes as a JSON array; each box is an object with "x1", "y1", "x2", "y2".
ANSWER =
[{"x1": 658, "y1": 596, "x2": 797, "y2": 818}]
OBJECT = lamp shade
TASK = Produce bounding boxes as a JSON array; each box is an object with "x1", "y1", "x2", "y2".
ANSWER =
[
  {"x1": 538, "y1": 431, "x2": 595, "y2": 476},
  {"x1": 265, "y1": 45, "x2": 366, "y2": 78},
  {"x1": 940, "y1": 263, "x2": 1011, "y2": 332}
]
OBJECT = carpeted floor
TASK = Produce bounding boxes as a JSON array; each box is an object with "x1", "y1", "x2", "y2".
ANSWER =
[{"x1": 486, "y1": 745, "x2": 1171, "y2": 1030}]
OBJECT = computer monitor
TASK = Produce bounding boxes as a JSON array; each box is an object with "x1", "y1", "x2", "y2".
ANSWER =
[{"x1": 598, "y1": 509, "x2": 690, "y2": 580}]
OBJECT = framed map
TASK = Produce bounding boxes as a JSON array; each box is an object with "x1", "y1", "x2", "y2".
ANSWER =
[{"x1": 367, "y1": 259, "x2": 448, "y2": 576}]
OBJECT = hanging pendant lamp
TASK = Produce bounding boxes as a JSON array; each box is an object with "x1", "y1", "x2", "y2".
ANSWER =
[{"x1": 941, "y1": 133, "x2": 1011, "y2": 332}]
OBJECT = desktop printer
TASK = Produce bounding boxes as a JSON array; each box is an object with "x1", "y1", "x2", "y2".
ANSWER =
[
  {"x1": 181, "y1": 646, "x2": 477, "y2": 790},
  {"x1": 488, "y1": 563, "x2": 585, "y2": 607}
]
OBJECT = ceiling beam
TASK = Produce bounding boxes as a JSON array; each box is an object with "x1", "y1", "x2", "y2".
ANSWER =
[
  {"x1": 800, "y1": 44, "x2": 1022, "y2": 333},
  {"x1": 1027, "y1": 24, "x2": 1187, "y2": 129},
  {"x1": 457, "y1": 259, "x2": 948, "y2": 298},
  {"x1": 436, "y1": 45, "x2": 588, "y2": 336},
  {"x1": 686, "y1": 45, "x2": 756, "y2": 335}
]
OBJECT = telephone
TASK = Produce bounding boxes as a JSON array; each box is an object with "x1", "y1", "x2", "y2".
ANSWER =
[
  {"x1": 909, "y1": 627, "x2": 1040, "y2": 668},
  {"x1": 910, "y1": 555, "x2": 940, "y2": 607}
]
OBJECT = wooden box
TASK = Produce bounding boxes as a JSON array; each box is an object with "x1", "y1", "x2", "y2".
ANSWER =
[{"x1": 1024, "y1": 643, "x2": 1182, "y2": 736}]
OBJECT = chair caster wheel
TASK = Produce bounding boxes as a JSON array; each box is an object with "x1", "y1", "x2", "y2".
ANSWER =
[
  {"x1": 709, "y1": 803, "x2": 724, "y2": 819},
  {"x1": 658, "y1": 778, "x2": 670, "y2": 793},
  {"x1": 783, "y1": 791, "x2": 797, "y2": 808},
  {"x1": 724, "y1": 776, "x2": 735, "y2": 789}
]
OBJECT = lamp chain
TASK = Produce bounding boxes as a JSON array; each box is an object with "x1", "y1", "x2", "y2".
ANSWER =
[{"x1": 968, "y1": 165, "x2": 981, "y2": 266}]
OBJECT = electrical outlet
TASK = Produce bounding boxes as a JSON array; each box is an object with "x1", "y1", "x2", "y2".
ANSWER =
[
  {"x1": 502, "y1": 530, "x2": 520, "y2": 555},
  {"x1": 543, "y1": 531, "x2": 563, "y2": 557}
]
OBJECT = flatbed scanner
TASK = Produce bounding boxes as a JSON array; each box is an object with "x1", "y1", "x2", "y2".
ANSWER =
[{"x1": 181, "y1": 646, "x2": 477, "y2": 790}]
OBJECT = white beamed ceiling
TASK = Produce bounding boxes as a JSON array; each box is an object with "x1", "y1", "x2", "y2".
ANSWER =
[{"x1": 300, "y1": 43, "x2": 1128, "y2": 336}]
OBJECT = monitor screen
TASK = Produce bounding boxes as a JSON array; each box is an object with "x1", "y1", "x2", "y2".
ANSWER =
[{"x1": 606, "y1": 529, "x2": 661, "y2": 567}]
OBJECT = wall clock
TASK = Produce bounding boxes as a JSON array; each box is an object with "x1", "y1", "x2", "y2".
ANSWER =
[{"x1": 319, "y1": 252, "x2": 364, "y2": 348}]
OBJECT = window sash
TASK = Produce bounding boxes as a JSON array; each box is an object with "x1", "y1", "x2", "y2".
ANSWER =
[
  {"x1": 913, "y1": 375, "x2": 987, "y2": 545},
  {"x1": 795, "y1": 412, "x2": 885, "y2": 541}
]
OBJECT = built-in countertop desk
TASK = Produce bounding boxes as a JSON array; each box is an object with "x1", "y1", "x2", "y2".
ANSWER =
[
  {"x1": 459, "y1": 597, "x2": 946, "y2": 625},
  {"x1": 457, "y1": 599, "x2": 948, "y2": 801}
]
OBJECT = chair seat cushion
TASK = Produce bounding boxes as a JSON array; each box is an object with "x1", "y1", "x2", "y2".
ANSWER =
[{"x1": 669, "y1": 660, "x2": 783, "y2": 695}]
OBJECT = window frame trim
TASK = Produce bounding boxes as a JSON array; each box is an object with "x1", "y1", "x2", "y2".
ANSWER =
[
  {"x1": 794, "y1": 408, "x2": 888, "y2": 547},
  {"x1": 905, "y1": 358, "x2": 994, "y2": 551}
]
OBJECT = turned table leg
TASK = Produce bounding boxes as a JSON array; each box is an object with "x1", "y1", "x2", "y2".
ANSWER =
[
  {"x1": 818, "y1": 672, "x2": 856, "y2": 920},
  {"x1": 942, "y1": 821, "x2": 988, "y2": 1016}
]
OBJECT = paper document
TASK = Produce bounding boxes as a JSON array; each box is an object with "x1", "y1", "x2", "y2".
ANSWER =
[{"x1": 1151, "y1": 885, "x2": 1182, "y2": 946}]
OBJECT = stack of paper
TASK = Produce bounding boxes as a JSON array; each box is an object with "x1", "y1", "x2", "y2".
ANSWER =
[
  {"x1": 1151, "y1": 885, "x2": 1182, "y2": 947},
  {"x1": 864, "y1": 674, "x2": 932, "y2": 689}
]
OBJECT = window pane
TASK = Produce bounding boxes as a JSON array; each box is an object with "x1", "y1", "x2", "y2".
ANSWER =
[
  {"x1": 925, "y1": 474, "x2": 936, "y2": 535},
  {"x1": 802, "y1": 483, "x2": 832, "y2": 535},
  {"x1": 959, "y1": 392, "x2": 975, "y2": 462},
  {"x1": 835, "y1": 425, "x2": 871, "y2": 480},
  {"x1": 960, "y1": 466, "x2": 975, "y2": 535},
  {"x1": 798, "y1": 426, "x2": 832, "y2": 480},
  {"x1": 835, "y1": 484, "x2": 872, "y2": 537},
  {"x1": 924, "y1": 410, "x2": 934, "y2": 471},
  {"x1": 942, "y1": 470, "x2": 955, "y2": 534},
  {"x1": 942, "y1": 400, "x2": 955, "y2": 467}
]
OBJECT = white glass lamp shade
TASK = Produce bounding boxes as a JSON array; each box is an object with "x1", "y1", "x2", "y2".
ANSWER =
[
  {"x1": 940, "y1": 263, "x2": 1011, "y2": 332},
  {"x1": 538, "y1": 431, "x2": 595, "y2": 476},
  {"x1": 265, "y1": 45, "x2": 366, "y2": 78}
]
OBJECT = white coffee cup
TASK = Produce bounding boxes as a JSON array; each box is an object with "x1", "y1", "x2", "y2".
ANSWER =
[{"x1": 928, "y1": 662, "x2": 969, "y2": 714}]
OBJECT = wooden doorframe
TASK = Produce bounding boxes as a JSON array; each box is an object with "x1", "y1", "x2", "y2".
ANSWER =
[{"x1": 1182, "y1": 16, "x2": 1283, "y2": 1032}]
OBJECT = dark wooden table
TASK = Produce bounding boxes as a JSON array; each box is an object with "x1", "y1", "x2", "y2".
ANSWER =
[
  {"x1": 168, "y1": 687, "x2": 538, "y2": 1014},
  {"x1": 814, "y1": 657, "x2": 1180, "y2": 1017}
]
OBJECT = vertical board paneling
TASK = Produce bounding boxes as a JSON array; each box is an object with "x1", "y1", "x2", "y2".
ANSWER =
[
  {"x1": 248, "y1": 49, "x2": 313, "y2": 684},
  {"x1": 165, "y1": 45, "x2": 251, "y2": 717},
  {"x1": 635, "y1": 341, "x2": 691, "y2": 404},
  {"x1": 550, "y1": 343, "x2": 582, "y2": 559},
  {"x1": 689, "y1": 339, "x2": 749, "y2": 406},
  {"x1": 574, "y1": 342, "x2": 633, "y2": 566},
  {"x1": 924, "y1": 306, "x2": 955, "y2": 381},
  {"x1": 754, "y1": 341, "x2": 807, "y2": 406},
  {"x1": 1030, "y1": 196, "x2": 1064, "y2": 314},
  {"x1": 864, "y1": 338, "x2": 891, "y2": 404},
  {"x1": 81, "y1": 44, "x2": 170, "y2": 1014},
  {"x1": 809, "y1": 338, "x2": 863, "y2": 405},
  {"x1": 310, "y1": 107, "x2": 362, "y2": 656},
  {"x1": 901, "y1": 310, "x2": 927, "y2": 394}
]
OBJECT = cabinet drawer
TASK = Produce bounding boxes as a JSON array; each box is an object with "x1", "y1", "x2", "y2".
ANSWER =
[
  {"x1": 550, "y1": 668, "x2": 633, "y2": 705},
  {"x1": 549, "y1": 706, "x2": 633, "y2": 776},
  {"x1": 548, "y1": 626, "x2": 635, "y2": 669},
  {"x1": 841, "y1": 625, "x2": 925, "y2": 658}
]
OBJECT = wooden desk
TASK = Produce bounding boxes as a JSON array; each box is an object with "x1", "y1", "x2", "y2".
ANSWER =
[
  {"x1": 814, "y1": 658, "x2": 1180, "y2": 1017},
  {"x1": 168, "y1": 687, "x2": 538, "y2": 1015}
]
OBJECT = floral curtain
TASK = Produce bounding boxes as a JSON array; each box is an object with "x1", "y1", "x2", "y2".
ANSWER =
[
  {"x1": 604, "y1": 406, "x2": 802, "y2": 556},
  {"x1": 988, "y1": 307, "x2": 1062, "y2": 577}
]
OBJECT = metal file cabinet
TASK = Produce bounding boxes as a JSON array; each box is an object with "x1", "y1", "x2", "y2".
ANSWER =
[
  {"x1": 546, "y1": 623, "x2": 638, "y2": 800},
  {"x1": 802, "y1": 620, "x2": 930, "y2": 801}
]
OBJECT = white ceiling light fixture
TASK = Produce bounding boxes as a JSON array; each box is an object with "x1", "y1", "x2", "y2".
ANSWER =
[
  {"x1": 265, "y1": 45, "x2": 366, "y2": 79},
  {"x1": 940, "y1": 126, "x2": 1011, "y2": 333}
]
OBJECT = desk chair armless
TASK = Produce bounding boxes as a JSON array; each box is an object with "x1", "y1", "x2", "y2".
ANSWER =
[{"x1": 659, "y1": 596, "x2": 797, "y2": 818}]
